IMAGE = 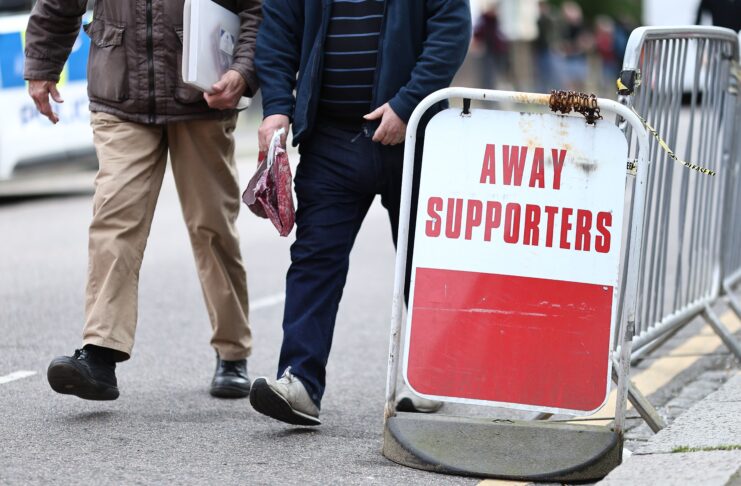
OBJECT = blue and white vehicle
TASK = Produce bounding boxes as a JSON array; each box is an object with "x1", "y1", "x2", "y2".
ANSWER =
[{"x1": 0, "y1": 9, "x2": 94, "y2": 183}]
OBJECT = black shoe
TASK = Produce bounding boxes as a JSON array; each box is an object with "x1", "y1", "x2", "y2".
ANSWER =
[
  {"x1": 210, "y1": 356, "x2": 251, "y2": 399},
  {"x1": 47, "y1": 347, "x2": 119, "y2": 401}
]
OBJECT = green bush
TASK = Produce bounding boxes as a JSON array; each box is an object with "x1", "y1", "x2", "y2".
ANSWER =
[{"x1": 547, "y1": 0, "x2": 642, "y2": 24}]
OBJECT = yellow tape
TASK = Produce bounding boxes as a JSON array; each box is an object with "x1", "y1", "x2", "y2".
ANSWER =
[{"x1": 629, "y1": 106, "x2": 717, "y2": 177}]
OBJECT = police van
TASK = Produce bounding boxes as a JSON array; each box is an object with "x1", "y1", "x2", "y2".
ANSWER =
[{"x1": 0, "y1": 1, "x2": 94, "y2": 189}]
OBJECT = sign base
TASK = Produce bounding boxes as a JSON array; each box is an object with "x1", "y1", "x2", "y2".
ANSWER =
[{"x1": 383, "y1": 413, "x2": 622, "y2": 482}]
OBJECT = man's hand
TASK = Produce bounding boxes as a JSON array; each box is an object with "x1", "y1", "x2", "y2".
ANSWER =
[
  {"x1": 204, "y1": 70, "x2": 247, "y2": 110},
  {"x1": 28, "y1": 80, "x2": 63, "y2": 124},
  {"x1": 364, "y1": 103, "x2": 407, "y2": 146},
  {"x1": 258, "y1": 114, "x2": 290, "y2": 152}
]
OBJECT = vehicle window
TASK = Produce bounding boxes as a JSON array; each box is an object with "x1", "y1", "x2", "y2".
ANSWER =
[
  {"x1": 0, "y1": 0, "x2": 32, "y2": 14},
  {"x1": 0, "y1": 1, "x2": 93, "y2": 16}
]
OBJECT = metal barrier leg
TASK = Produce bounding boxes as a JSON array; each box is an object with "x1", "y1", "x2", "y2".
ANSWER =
[
  {"x1": 533, "y1": 380, "x2": 666, "y2": 433},
  {"x1": 723, "y1": 280, "x2": 741, "y2": 318},
  {"x1": 727, "y1": 293, "x2": 741, "y2": 318},
  {"x1": 627, "y1": 384, "x2": 666, "y2": 433},
  {"x1": 630, "y1": 324, "x2": 684, "y2": 365},
  {"x1": 702, "y1": 305, "x2": 741, "y2": 361},
  {"x1": 612, "y1": 361, "x2": 666, "y2": 433}
]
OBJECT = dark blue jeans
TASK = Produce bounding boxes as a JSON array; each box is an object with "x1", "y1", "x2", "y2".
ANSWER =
[{"x1": 277, "y1": 123, "x2": 414, "y2": 408}]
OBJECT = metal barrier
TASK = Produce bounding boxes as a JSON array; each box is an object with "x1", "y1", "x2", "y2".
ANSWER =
[
  {"x1": 617, "y1": 26, "x2": 741, "y2": 364},
  {"x1": 720, "y1": 33, "x2": 741, "y2": 291},
  {"x1": 712, "y1": 31, "x2": 741, "y2": 359},
  {"x1": 383, "y1": 87, "x2": 651, "y2": 481}
]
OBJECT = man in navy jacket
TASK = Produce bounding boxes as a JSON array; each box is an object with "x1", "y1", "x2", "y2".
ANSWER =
[{"x1": 250, "y1": 0, "x2": 471, "y2": 426}]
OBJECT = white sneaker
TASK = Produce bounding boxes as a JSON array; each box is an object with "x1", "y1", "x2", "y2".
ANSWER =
[
  {"x1": 249, "y1": 368, "x2": 321, "y2": 426},
  {"x1": 395, "y1": 385, "x2": 444, "y2": 413}
]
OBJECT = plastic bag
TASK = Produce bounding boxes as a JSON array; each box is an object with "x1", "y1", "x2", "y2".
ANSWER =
[{"x1": 242, "y1": 128, "x2": 295, "y2": 236}]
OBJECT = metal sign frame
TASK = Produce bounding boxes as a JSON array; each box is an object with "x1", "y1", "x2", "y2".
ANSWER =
[{"x1": 382, "y1": 87, "x2": 651, "y2": 481}]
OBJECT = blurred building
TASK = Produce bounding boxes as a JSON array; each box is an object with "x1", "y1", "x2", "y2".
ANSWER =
[
  {"x1": 498, "y1": 0, "x2": 539, "y2": 91},
  {"x1": 644, "y1": 0, "x2": 699, "y2": 25}
]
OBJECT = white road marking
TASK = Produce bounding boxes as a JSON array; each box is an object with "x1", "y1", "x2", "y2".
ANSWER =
[
  {"x1": 251, "y1": 293, "x2": 285, "y2": 311},
  {"x1": 0, "y1": 370, "x2": 37, "y2": 385}
]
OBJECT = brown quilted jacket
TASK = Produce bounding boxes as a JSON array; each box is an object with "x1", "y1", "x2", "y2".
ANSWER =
[{"x1": 24, "y1": 0, "x2": 262, "y2": 124}]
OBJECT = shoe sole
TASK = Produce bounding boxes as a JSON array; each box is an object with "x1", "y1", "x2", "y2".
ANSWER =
[
  {"x1": 47, "y1": 360, "x2": 119, "y2": 401},
  {"x1": 395, "y1": 397, "x2": 442, "y2": 414},
  {"x1": 249, "y1": 378, "x2": 321, "y2": 426},
  {"x1": 210, "y1": 383, "x2": 251, "y2": 399}
]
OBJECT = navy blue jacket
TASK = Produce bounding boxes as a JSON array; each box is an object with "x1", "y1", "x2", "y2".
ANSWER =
[{"x1": 255, "y1": 0, "x2": 472, "y2": 145}]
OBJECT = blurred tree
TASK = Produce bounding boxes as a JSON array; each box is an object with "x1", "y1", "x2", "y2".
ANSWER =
[{"x1": 547, "y1": 0, "x2": 642, "y2": 24}]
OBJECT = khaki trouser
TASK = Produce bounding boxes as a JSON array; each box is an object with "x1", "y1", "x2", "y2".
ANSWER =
[{"x1": 82, "y1": 112, "x2": 251, "y2": 361}]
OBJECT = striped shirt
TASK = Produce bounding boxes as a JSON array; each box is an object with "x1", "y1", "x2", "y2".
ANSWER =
[{"x1": 318, "y1": 0, "x2": 385, "y2": 126}]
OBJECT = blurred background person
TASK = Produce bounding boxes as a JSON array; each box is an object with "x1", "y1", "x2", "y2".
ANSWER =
[
  {"x1": 554, "y1": 1, "x2": 591, "y2": 91},
  {"x1": 594, "y1": 15, "x2": 619, "y2": 93},
  {"x1": 534, "y1": 0, "x2": 557, "y2": 93},
  {"x1": 696, "y1": 0, "x2": 741, "y2": 31},
  {"x1": 473, "y1": 0, "x2": 509, "y2": 89}
]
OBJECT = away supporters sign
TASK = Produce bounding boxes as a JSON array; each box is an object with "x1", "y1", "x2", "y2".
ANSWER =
[{"x1": 404, "y1": 108, "x2": 628, "y2": 415}]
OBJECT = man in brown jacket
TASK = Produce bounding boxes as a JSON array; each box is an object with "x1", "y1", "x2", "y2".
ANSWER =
[{"x1": 24, "y1": 0, "x2": 262, "y2": 401}]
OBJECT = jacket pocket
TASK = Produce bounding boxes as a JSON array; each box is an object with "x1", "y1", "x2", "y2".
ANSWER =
[
  {"x1": 173, "y1": 27, "x2": 205, "y2": 104},
  {"x1": 84, "y1": 20, "x2": 128, "y2": 102}
]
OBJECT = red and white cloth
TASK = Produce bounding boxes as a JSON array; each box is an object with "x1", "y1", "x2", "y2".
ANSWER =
[{"x1": 242, "y1": 128, "x2": 295, "y2": 237}]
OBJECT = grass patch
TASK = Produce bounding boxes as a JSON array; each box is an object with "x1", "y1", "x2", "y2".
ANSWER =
[{"x1": 672, "y1": 445, "x2": 741, "y2": 453}]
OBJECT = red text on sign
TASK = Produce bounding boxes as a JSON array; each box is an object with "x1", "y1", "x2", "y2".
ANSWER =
[
  {"x1": 425, "y1": 197, "x2": 612, "y2": 253},
  {"x1": 479, "y1": 145, "x2": 567, "y2": 190}
]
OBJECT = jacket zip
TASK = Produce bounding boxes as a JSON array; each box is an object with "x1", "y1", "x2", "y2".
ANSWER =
[
  {"x1": 145, "y1": 0, "x2": 156, "y2": 124},
  {"x1": 305, "y1": 0, "x2": 332, "y2": 134},
  {"x1": 370, "y1": 0, "x2": 389, "y2": 112}
]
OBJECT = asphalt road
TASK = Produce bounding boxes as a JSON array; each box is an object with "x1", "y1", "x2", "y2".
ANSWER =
[
  {"x1": 0, "y1": 157, "x2": 476, "y2": 485},
  {"x1": 1, "y1": 149, "x2": 737, "y2": 485}
]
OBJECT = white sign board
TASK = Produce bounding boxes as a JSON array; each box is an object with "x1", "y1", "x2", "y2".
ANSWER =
[{"x1": 403, "y1": 108, "x2": 629, "y2": 415}]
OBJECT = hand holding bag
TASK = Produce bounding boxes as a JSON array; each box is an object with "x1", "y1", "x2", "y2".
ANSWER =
[{"x1": 242, "y1": 128, "x2": 295, "y2": 236}]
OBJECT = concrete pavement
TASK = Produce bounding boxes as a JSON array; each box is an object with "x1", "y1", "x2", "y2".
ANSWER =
[{"x1": 600, "y1": 372, "x2": 741, "y2": 485}]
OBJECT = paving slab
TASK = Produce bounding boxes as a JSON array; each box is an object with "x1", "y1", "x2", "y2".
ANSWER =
[
  {"x1": 599, "y1": 451, "x2": 741, "y2": 485},
  {"x1": 704, "y1": 373, "x2": 741, "y2": 403},
  {"x1": 638, "y1": 374, "x2": 741, "y2": 454},
  {"x1": 600, "y1": 371, "x2": 741, "y2": 486}
]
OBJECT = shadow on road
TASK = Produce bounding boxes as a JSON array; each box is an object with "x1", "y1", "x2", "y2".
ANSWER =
[
  {"x1": 64, "y1": 410, "x2": 116, "y2": 423},
  {"x1": 274, "y1": 428, "x2": 320, "y2": 438},
  {"x1": 0, "y1": 190, "x2": 93, "y2": 207}
]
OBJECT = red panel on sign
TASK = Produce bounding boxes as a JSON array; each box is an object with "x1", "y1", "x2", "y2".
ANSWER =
[{"x1": 407, "y1": 268, "x2": 613, "y2": 412}]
